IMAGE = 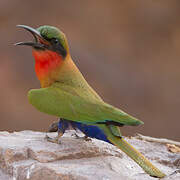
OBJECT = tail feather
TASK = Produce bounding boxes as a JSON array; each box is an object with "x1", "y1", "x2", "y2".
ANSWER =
[{"x1": 99, "y1": 124, "x2": 166, "y2": 178}]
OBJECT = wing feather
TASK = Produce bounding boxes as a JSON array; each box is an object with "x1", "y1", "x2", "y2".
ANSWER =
[{"x1": 28, "y1": 83, "x2": 143, "y2": 126}]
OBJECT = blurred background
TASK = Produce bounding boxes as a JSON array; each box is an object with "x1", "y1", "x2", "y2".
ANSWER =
[{"x1": 0, "y1": 0, "x2": 179, "y2": 140}]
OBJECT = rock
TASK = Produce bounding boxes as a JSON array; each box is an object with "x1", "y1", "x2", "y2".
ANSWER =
[{"x1": 0, "y1": 130, "x2": 179, "y2": 180}]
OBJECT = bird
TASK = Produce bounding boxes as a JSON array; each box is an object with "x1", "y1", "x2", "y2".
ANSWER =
[
  {"x1": 15, "y1": 25, "x2": 165, "y2": 178},
  {"x1": 48, "y1": 118, "x2": 111, "y2": 143}
]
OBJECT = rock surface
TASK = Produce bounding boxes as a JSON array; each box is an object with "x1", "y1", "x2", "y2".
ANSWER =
[{"x1": 0, "y1": 130, "x2": 179, "y2": 180}]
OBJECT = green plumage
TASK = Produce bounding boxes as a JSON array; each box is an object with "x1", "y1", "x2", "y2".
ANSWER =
[
  {"x1": 28, "y1": 81, "x2": 165, "y2": 178},
  {"x1": 16, "y1": 25, "x2": 165, "y2": 178},
  {"x1": 28, "y1": 82, "x2": 143, "y2": 127}
]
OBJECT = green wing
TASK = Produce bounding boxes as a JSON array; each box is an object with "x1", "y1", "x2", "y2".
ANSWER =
[{"x1": 28, "y1": 82, "x2": 143, "y2": 126}]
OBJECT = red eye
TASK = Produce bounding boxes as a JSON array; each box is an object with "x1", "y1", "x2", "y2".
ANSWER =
[{"x1": 52, "y1": 38, "x2": 59, "y2": 44}]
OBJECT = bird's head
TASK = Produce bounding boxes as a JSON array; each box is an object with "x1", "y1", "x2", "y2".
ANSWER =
[
  {"x1": 16, "y1": 25, "x2": 70, "y2": 87},
  {"x1": 16, "y1": 25, "x2": 69, "y2": 58}
]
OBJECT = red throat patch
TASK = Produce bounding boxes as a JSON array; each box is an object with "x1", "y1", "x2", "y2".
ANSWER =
[{"x1": 32, "y1": 49, "x2": 63, "y2": 81}]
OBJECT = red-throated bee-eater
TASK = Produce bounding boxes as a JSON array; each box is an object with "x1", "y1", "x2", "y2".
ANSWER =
[{"x1": 15, "y1": 25, "x2": 165, "y2": 178}]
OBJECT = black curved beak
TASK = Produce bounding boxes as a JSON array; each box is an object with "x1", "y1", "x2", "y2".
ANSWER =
[{"x1": 15, "y1": 25, "x2": 49, "y2": 49}]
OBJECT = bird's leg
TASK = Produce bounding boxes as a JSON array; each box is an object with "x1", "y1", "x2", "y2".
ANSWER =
[
  {"x1": 72, "y1": 133, "x2": 92, "y2": 141},
  {"x1": 70, "y1": 121, "x2": 92, "y2": 141},
  {"x1": 45, "y1": 118, "x2": 68, "y2": 144},
  {"x1": 47, "y1": 119, "x2": 93, "y2": 142}
]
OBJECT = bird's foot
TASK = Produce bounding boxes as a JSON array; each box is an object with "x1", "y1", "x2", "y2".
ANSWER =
[
  {"x1": 45, "y1": 132, "x2": 63, "y2": 144},
  {"x1": 45, "y1": 135, "x2": 61, "y2": 144},
  {"x1": 72, "y1": 133, "x2": 92, "y2": 141},
  {"x1": 48, "y1": 121, "x2": 58, "y2": 132}
]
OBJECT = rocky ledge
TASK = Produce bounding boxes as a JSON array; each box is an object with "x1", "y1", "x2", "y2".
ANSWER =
[{"x1": 0, "y1": 130, "x2": 179, "y2": 180}]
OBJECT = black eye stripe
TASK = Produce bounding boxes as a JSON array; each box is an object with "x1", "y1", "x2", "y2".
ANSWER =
[
  {"x1": 51, "y1": 38, "x2": 59, "y2": 44},
  {"x1": 40, "y1": 35, "x2": 67, "y2": 58},
  {"x1": 53, "y1": 42, "x2": 67, "y2": 58}
]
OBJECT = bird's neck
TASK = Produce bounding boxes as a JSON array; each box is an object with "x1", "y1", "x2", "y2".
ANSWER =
[
  {"x1": 32, "y1": 49, "x2": 84, "y2": 88},
  {"x1": 56, "y1": 57, "x2": 103, "y2": 101}
]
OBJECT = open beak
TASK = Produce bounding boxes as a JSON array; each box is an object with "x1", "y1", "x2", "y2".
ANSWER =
[{"x1": 15, "y1": 25, "x2": 49, "y2": 49}]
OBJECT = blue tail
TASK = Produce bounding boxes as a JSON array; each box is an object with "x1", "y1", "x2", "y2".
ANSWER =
[{"x1": 58, "y1": 119, "x2": 111, "y2": 144}]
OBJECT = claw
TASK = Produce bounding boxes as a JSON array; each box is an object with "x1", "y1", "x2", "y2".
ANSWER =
[
  {"x1": 72, "y1": 133, "x2": 92, "y2": 141},
  {"x1": 84, "y1": 136, "x2": 92, "y2": 141},
  {"x1": 45, "y1": 134, "x2": 61, "y2": 144},
  {"x1": 71, "y1": 133, "x2": 80, "y2": 138},
  {"x1": 45, "y1": 132, "x2": 63, "y2": 144}
]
